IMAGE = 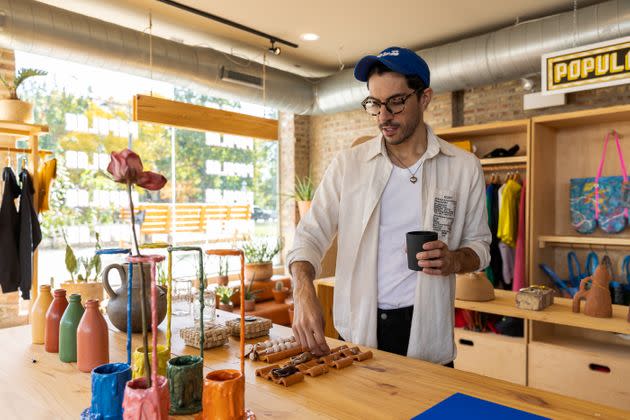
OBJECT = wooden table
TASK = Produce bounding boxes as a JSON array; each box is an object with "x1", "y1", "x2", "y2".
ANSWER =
[{"x1": 1, "y1": 313, "x2": 628, "y2": 420}]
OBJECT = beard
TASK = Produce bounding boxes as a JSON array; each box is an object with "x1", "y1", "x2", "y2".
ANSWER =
[{"x1": 379, "y1": 113, "x2": 421, "y2": 146}]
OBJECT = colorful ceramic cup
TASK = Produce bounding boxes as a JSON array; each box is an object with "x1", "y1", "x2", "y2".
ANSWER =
[
  {"x1": 202, "y1": 369, "x2": 244, "y2": 420},
  {"x1": 167, "y1": 355, "x2": 203, "y2": 415},
  {"x1": 132, "y1": 344, "x2": 170, "y2": 379},
  {"x1": 81, "y1": 363, "x2": 131, "y2": 420},
  {"x1": 122, "y1": 375, "x2": 170, "y2": 420}
]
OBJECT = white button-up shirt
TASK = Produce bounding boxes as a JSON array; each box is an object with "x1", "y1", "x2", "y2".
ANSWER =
[{"x1": 287, "y1": 125, "x2": 491, "y2": 364}]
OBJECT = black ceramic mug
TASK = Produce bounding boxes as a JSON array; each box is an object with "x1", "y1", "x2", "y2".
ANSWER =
[{"x1": 406, "y1": 231, "x2": 438, "y2": 271}]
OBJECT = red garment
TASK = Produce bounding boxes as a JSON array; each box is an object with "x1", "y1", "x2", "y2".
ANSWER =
[{"x1": 513, "y1": 181, "x2": 526, "y2": 291}]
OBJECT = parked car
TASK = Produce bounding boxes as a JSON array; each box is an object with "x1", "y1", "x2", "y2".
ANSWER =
[{"x1": 252, "y1": 206, "x2": 273, "y2": 221}]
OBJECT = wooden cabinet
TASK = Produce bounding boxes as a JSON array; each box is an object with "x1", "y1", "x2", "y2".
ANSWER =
[{"x1": 454, "y1": 328, "x2": 527, "y2": 385}]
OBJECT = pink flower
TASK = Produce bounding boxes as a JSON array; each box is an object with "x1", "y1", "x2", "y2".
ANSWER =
[{"x1": 107, "y1": 149, "x2": 167, "y2": 191}]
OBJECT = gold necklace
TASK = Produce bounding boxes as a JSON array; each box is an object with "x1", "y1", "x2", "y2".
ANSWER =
[{"x1": 387, "y1": 147, "x2": 421, "y2": 184}]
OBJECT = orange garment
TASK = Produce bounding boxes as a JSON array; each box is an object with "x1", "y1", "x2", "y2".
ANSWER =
[{"x1": 36, "y1": 158, "x2": 56, "y2": 213}]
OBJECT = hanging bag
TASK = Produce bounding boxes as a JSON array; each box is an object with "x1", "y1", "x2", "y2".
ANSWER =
[{"x1": 570, "y1": 131, "x2": 629, "y2": 234}]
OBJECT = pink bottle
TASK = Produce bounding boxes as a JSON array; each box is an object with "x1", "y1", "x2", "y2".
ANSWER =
[
  {"x1": 77, "y1": 299, "x2": 109, "y2": 372},
  {"x1": 44, "y1": 289, "x2": 68, "y2": 353}
]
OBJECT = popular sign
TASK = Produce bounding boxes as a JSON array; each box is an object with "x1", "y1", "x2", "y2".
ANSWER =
[{"x1": 542, "y1": 37, "x2": 630, "y2": 94}]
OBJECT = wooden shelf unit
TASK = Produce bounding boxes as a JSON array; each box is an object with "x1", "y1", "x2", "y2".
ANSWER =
[{"x1": 0, "y1": 120, "x2": 50, "y2": 302}]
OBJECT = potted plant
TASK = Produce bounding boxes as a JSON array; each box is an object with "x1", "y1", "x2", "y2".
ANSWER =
[
  {"x1": 243, "y1": 275, "x2": 262, "y2": 312},
  {"x1": 242, "y1": 239, "x2": 281, "y2": 282},
  {"x1": 272, "y1": 280, "x2": 290, "y2": 304},
  {"x1": 294, "y1": 175, "x2": 314, "y2": 218},
  {"x1": 0, "y1": 68, "x2": 47, "y2": 122},
  {"x1": 216, "y1": 285, "x2": 235, "y2": 312},
  {"x1": 60, "y1": 230, "x2": 104, "y2": 304},
  {"x1": 217, "y1": 256, "x2": 229, "y2": 286}
]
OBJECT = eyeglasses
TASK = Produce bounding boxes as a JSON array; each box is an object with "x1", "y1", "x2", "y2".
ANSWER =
[{"x1": 361, "y1": 88, "x2": 423, "y2": 116}]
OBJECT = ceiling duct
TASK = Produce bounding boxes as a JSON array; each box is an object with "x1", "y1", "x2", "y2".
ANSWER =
[{"x1": 0, "y1": 0, "x2": 629, "y2": 115}]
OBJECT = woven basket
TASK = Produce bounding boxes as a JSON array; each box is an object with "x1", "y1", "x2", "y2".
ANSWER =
[
  {"x1": 180, "y1": 322, "x2": 229, "y2": 350},
  {"x1": 225, "y1": 316, "x2": 272, "y2": 339}
]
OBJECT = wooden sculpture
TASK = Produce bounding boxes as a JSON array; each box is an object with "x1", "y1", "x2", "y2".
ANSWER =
[{"x1": 572, "y1": 258, "x2": 613, "y2": 318}]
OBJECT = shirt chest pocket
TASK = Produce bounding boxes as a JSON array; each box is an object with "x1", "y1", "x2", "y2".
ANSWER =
[{"x1": 431, "y1": 189, "x2": 457, "y2": 239}]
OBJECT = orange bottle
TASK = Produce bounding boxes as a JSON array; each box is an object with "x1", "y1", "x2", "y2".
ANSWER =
[
  {"x1": 77, "y1": 299, "x2": 109, "y2": 372},
  {"x1": 31, "y1": 285, "x2": 53, "y2": 344},
  {"x1": 44, "y1": 289, "x2": 68, "y2": 352}
]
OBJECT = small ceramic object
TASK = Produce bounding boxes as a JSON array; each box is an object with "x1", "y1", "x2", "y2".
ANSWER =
[
  {"x1": 572, "y1": 260, "x2": 613, "y2": 318},
  {"x1": 455, "y1": 272, "x2": 495, "y2": 302},
  {"x1": 59, "y1": 294, "x2": 85, "y2": 363},
  {"x1": 81, "y1": 363, "x2": 131, "y2": 420},
  {"x1": 77, "y1": 299, "x2": 109, "y2": 372},
  {"x1": 132, "y1": 345, "x2": 170, "y2": 379},
  {"x1": 516, "y1": 286, "x2": 554, "y2": 311},
  {"x1": 31, "y1": 285, "x2": 53, "y2": 344},
  {"x1": 122, "y1": 375, "x2": 170, "y2": 420},
  {"x1": 167, "y1": 355, "x2": 203, "y2": 415},
  {"x1": 44, "y1": 289, "x2": 68, "y2": 353},
  {"x1": 202, "y1": 370, "x2": 245, "y2": 420}
]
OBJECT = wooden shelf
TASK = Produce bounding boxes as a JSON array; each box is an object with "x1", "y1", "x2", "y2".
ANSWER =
[
  {"x1": 455, "y1": 289, "x2": 630, "y2": 335},
  {"x1": 479, "y1": 156, "x2": 528, "y2": 166},
  {"x1": 538, "y1": 235, "x2": 630, "y2": 249},
  {"x1": 0, "y1": 120, "x2": 48, "y2": 137},
  {"x1": 436, "y1": 119, "x2": 529, "y2": 138}
]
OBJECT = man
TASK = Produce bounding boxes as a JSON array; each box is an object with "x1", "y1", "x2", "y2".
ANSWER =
[{"x1": 286, "y1": 47, "x2": 491, "y2": 365}]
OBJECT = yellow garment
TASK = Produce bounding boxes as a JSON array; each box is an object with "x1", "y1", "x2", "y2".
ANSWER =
[
  {"x1": 497, "y1": 179, "x2": 521, "y2": 247},
  {"x1": 451, "y1": 140, "x2": 472, "y2": 152},
  {"x1": 36, "y1": 158, "x2": 56, "y2": 213}
]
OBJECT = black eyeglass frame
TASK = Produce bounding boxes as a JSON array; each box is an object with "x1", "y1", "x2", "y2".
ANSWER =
[{"x1": 361, "y1": 88, "x2": 424, "y2": 116}]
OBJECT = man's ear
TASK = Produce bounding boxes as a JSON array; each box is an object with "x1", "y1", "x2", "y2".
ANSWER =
[{"x1": 419, "y1": 88, "x2": 433, "y2": 112}]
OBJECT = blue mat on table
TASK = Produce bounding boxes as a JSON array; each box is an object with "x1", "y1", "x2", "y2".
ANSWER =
[{"x1": 412, "y1": 393, "x2": 549, "y2": 420}]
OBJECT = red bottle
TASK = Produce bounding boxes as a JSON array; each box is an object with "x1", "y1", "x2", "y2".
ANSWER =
[
  {"x1": 77, "y1": 299, "x2": 109, "y2": 373},
  {"x1": 44, "y1": 289, "x2": 68, "y2": 353}
]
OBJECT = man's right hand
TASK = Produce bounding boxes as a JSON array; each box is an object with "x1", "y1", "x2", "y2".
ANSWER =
[{"x1": 290, "y1": 261, "x2": 330, "y2": 356}]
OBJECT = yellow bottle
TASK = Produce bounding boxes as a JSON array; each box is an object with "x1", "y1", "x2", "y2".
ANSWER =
[{"x1": 31, "y1": 285, "x2": 53, "y2": 344}]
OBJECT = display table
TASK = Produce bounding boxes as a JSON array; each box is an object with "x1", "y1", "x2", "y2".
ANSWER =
[{"x1": 0, "y1": 312, "x2": 628, "y2": 419}]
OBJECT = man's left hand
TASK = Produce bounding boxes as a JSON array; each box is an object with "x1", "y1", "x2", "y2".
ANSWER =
[{"x1": 416, "y1": 240, "x2": 461, "y2": 276}]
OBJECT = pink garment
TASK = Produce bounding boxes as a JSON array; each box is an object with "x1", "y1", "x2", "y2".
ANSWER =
[{"x1": 513, "y1": 181, "x2": 526, "y2": 291}]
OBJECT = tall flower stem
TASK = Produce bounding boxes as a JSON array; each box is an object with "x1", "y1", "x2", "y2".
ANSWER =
[{"x1": 127, "y1": 183, "x2": 151, "y2": 387}]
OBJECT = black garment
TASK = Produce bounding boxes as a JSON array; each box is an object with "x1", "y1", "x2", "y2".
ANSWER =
[
  {"x1": 0, "y1": 167, "x2": 21, "y2": 295},
  {"x1": 18, "y1": 169, "x2": 41, "y2": 300}
]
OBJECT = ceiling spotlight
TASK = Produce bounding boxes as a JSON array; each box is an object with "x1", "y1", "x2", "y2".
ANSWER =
[
  {"x1": 300, "y1": 33, "x2": 320, "y2": 41},
  {"x1": 268, "y1": 41, "x2": 281, "y2": 55},
  {"x1": 521, "y1": 77, "x2": 534, "y2": 92}
]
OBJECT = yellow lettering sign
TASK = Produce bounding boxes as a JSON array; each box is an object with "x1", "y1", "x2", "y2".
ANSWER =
[
  {"x1": 568, "y1": 60, "x2": 581, "y2": 80},
  {"x1": 554, "y1": 63, "x2": 568, "y2": 83},
  {"x1": 595, "y1": 54, "x2": 609, "y2": 76},
  {"x1": 581, "y1": 57, "x2": 595, "y2": 78},
  {"x1": 610, "y1": 52, "x2": 624, "y2": 73}
]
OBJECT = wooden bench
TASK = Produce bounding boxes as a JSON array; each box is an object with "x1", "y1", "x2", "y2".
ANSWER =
[{"x1": 120, "y1": 203, "x2": 251, "y2": 240}]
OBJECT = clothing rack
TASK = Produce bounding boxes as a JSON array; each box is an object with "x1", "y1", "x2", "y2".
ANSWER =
[
  {"x1": 482, "y1": 163, "x2": 527, "y2": 172},
  {"x1": 3, "y1": 147, "x2": 53, "y2": 156}
]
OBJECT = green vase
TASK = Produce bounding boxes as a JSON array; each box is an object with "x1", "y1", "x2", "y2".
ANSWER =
[{"x1": 59, "y1": 294, "x2": 85, "y2": 363}]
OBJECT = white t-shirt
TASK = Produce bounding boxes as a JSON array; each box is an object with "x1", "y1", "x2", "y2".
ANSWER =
[{"x1": 377, "y1": 158, "x2": 423, "y2": 309}]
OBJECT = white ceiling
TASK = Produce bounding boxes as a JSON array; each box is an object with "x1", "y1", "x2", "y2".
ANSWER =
[{"x1": 37, "y1": 0, "x2": 604, "y2": 77}]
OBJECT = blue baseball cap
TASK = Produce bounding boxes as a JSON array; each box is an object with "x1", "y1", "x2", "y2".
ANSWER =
[{"x1": 354, "y1": 46, "x2": 430, "y2": 87}]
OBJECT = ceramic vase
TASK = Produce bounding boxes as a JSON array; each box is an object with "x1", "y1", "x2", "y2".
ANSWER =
[
  {"x1": 59, "y1": 294, "x2": 85, "y2": 363},
  {"x1": 80, "y1": 363, "x2": 131, "y2": 420},
  {"x1": 167, "y1": 355, "x2": 203, "y2": 415},
  {"x1": 77, "y1": 299, "x2": 109, "y2": 372},
  {"x1": 44, "y1": 289, "x2": 68, "y2": 353},
  {"x1": 31, "y1": 285, "x2": 53, "y2": 344},
  {"x1": 131, "y1": 344, "x2": 170, "y2": 380},
  {"x1": 122, "y1": 375, "x2": 170, "y2": 420},
  {"x1": 202, "y1": 369, "x2": 245, "y2": 420}
]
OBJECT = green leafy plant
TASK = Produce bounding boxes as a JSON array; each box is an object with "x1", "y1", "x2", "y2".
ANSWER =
[
  {"x1": 218, "y1": 256, "x2": 229, "y2": 276},
  {"x1": 244, "y1": 273, "x2": 262, "y2": 301},
  {"x1": 216, "y1": 285, "x2": 235, "y2": 305},
  {"x1": 0, "y1": 68, "x2": 48, "y2": 100},
  {"x1": 294, "y1": 175, "x2": 315, "y2": 201},
  {"x1": 61, "y1": 230, "x2": 102, "y2": 282},
  {"x1": 242, "y1": 239, "x2": 282, "y2": 264}
]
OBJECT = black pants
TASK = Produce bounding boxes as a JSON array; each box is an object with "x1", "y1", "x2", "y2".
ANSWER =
[{"x1": 377, "y1": 306, "x2": 454, "y2": 368}]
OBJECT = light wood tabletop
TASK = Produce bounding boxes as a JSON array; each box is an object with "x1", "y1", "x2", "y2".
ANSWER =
[{"x1": 1, "y1": 312, "x2": 628, "y2": 420}]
